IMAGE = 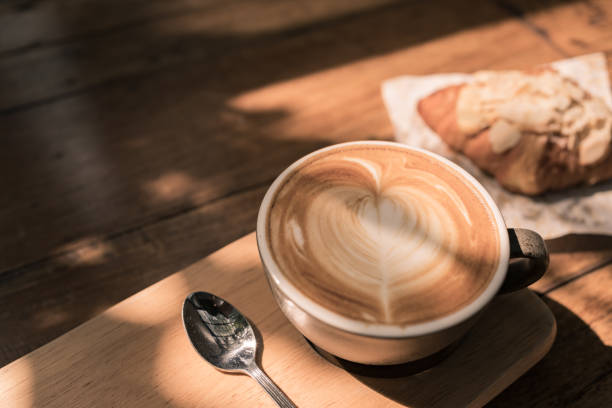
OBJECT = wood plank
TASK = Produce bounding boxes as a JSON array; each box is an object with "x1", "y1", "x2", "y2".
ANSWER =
[
  {"x1": 489, "y1": 265, "x2": 612, "y2": 407},
  {"x1": 0, "y1": 80, "x2": 330, "y2": 272},
  {"x1": 0, "y1": 0, "x2": 399, "y2": 54},
  {"x1": 546, "y1": 265, "x2": 612, "y2": 342},
  {"x1": 0, "y1": 1, "x2": 561, "y2": 273},
  {"x1": 0, "y1": 0, "x2": 214, "y2": 54},
  {"x1": 501, "y1": 0, "x2": 612, "y2": 56},
  {"x1": 0, "y1": 0, "x2": 568, "y2": 369},
  {"x1": 0, "y1": 185, "x2": 268, "y2": 367},
  {"x1": 0, "y1": 233, "x2": 556, "y2": 408},
  {"x1": 0, "y1": 3, "x2": 609, "y2": 407},
  {"x1": 0, "y1": 0, "x2": 398, "y2": 112},
  {"x1": 0, "y1": 2, "x2": 566, "y2": 367},
  {"x1": 0, "y1": 0, "x2": 544, "y2": 113},
  {"x1": 0, "y1": 0, "x2": 577, "y2": 57},
  {"x1": 531, "y1": 234, "x2": 612, "y2": 293}
]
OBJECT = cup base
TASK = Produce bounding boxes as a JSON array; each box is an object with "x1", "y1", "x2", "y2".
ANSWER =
[{"x1": 306, "y1": 337, "x2": 461, "y2": 378}]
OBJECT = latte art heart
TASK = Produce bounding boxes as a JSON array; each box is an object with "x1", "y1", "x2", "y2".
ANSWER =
[{"x1": 268, "y1": 145, "x2": 500, "y2": 325}]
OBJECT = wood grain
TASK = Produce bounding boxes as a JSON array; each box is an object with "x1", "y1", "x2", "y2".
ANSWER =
[
  {"x1": 0, "y1": 0, "x2": 410, "y2": 111},
  {"x1": 501, "y1": 0, "x2": 612, "y2": 56},
  {"x1": 1, "y1": 0, "x2": 611, "y2": 406},
  {"x1": 489, "y1": 266, "x2": 612, "y2": 407},
  {"x1": 0, "y1": 0, "x2": 400, "y2": 54},
  {"x1": 2, "y1": 0, "x2": 541, "y2": 272},
  {"x1": 0, "y1": 0, "x2": 564, "y2": 367},
  {"x1": 532, "y1": 235, "x2": 612, "y2": 293},
  {"x1": 0, "y1": 233, "x2": 556, "y2": 408},
  {"x1": 0, "y1": 186, "x2": 267, "y2": 367}
]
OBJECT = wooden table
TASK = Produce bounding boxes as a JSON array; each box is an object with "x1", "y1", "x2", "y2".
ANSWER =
[{"x1": 0, "y1": 0, "x2": 610, "y2": 406}]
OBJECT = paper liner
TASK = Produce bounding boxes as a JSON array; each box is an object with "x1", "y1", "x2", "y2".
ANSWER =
[{"x1": 382, "y1": 52, "x2": 612, "y2": 239}]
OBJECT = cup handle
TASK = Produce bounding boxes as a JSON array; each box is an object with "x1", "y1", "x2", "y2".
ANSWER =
[{"x1": 498, "y1": 228, "x2": 549, "y2": 294}]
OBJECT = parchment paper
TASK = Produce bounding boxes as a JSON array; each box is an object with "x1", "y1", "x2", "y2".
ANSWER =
[{"x1": 382, "y1": 53, "x2": 612, "y2": 239}]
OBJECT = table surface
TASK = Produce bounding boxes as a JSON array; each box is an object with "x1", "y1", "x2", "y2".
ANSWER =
[{"x1": 0, "y1": 0, "x2": 610, "y2": 406}]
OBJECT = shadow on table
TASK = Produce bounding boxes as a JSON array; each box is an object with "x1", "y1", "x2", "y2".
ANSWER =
[
  {"x1": 0, "y1": 0, "x2": 596, "y2": 397},
  {"x1": 337, "y1": 295, "x2": 610, "y2": 407},
  {"x1": 487, "y1": 295, "x2": 612, "y2": 407},
  {"x1": 0, "y1": 0, "x2": 584, "y2": 367}
]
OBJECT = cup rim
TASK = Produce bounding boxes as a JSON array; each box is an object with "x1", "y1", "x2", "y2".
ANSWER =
[{"x1": 256, "y1": 141, "x2": 509, "y2": 338}]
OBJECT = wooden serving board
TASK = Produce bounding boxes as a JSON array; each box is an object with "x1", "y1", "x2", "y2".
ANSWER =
[{"x1": 0, "y1": 233, "x2": 556, "y2": 408}]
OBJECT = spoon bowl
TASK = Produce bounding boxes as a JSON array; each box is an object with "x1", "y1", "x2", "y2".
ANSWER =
[{"x1": 182, "y1": 292, "x2": 295, "y2": 407}]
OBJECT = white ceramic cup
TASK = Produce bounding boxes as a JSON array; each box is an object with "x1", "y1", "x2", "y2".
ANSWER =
[{"x1": 256, "y1": 141, "x2": 548, "y2": 365}]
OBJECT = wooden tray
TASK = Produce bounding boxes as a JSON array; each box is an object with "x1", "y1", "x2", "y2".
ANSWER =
[{"x1": 0, "y1": 233, "x2": 556, "y2": 407}]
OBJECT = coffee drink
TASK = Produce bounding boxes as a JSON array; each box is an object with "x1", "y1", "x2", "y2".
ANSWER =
[{"x1": 266, "y1": 144, "x2": 500, "y2": 325}]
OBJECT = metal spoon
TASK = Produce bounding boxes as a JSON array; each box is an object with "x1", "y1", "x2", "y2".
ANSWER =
[{"x1": 182, "y1": 291, "x2": 296, "y2": 408}]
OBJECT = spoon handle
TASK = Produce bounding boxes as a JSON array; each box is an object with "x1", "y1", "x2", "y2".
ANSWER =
[{"x1": 247, "y1": 364, "x2": 296, "y2": 408}]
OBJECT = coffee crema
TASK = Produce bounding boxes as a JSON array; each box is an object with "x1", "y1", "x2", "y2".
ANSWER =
[{"x1": 267, "y1": 145, "x2": 500, "y2": 325}]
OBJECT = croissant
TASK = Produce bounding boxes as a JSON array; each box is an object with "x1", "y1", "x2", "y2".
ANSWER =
[{"x1": 417, "y1": 68, "x2": 612, "y2": 195}]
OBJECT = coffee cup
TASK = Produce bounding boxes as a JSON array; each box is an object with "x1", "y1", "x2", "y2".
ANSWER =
[{"x1": 256, "y1": 141, "x2": 548, "y2": 365}]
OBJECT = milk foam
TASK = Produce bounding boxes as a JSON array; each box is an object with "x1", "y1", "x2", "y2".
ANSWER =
[{"x1": 267, "y1": 145, "x2": 500, "y2": 325}]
